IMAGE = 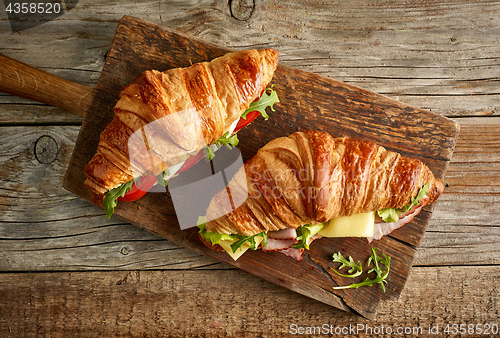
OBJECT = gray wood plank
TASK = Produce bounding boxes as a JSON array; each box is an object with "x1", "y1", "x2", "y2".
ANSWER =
[
  {"x1": 0, "y1": 266, "x2": 499, "y2": 337},
  {"x1": 0, "y1": 0, "x2": 498, "y2": 326},
  {"x1": 0, "y1": 118, "x2": 499, "y2": 271},
  {"x1": 0, "y1": 126, "x2": 224, "y2": 271},
  {"x1": 1, "y1": 0, "x2": 499, "y2": 124}
]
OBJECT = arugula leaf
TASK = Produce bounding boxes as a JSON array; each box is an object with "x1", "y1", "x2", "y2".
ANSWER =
[
  {"x1": 230, "y1": 231, "x2": 268, "y2": 253},
  {"x1": 377, "y1": 183, "x2": 430, "y2": 223},
  {"x1": 102, "y1": 179, "x2": 135, "y2": 219},
  {"x1": 293, "y1": 223, "x2": 325, "y2": 250},
  {"x1": 215, "y1": 131, "x2": 239, "y2": 149},
  {"x1": 197, "y1": 216, "x2": 236, "y2": 245},
  {"x1": 332, "y1": 247, "x2": 391, "y2": 292},
  {"x1": 241, "y1": 85, "x2": 279, "y2": 119},
  {"x1": 402, "y1": 182, "x2": 430, "y2": 212},
  {"x1": 330, "y1": 252, "x2": 363, "y2": 278},
  {"x1": 203, "y1": 132, "x2": 240, "y2": 162}
]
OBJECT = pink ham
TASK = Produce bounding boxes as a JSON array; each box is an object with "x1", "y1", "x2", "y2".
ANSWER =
[
  {"x1": 267, "y1": 228, "x2": 297, "y2": 240},
  {"x1": 278, "y1": 247, "x2": 304, "y2": 261},
  {"x1": 262, "y1": 238, "x2": 297, "y2": 252},
  {"x1": 276, "y1": 233, "x2": 322, "y2": 262},
  {"x1": 368, "y1": 196, "x2": 430, "y2": 242}
]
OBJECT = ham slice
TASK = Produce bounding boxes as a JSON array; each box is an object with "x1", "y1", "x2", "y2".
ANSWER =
[
  {"x1": 262, "y1": 229, "x2": 303, "y2": 259},
  {"x1": 262, "y1": 238, "x2": 297, "y2": 252},
  {"x1": 278, "y1": 247, "x2": 304, "y2": 261},
  {"x1": 368, "y1": 196, "x2": 430, "y2": 242},
  {"x1": 276, "y1": 233, "x2": 322, "y2": 262},
  {"x1": 267, "y1": 228, "x2": 297, "y2": 240}
]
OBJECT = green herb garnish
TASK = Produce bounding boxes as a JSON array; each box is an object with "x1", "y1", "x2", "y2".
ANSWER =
[
  {"x1": 203, "y1": 132, "x2": 240, "y2": 162},
  {"x1": 216, "y1": 131, "x2": 239, "y2": 149},
  {"x1": 157, "y1": 168, "x2": 170, "y2": 187},
  {"x1": 332, "y1": 247, "x2": 391, "y2": 292},
  {"x1": 203, "y1": 146, "x2": 216, "y2": 161},
  {"x1": 330, "y1": 252, "x2": 363, "y2": 278},
  {"x1": 403, "y1": 182, "x2": 430, "y2": 212}
]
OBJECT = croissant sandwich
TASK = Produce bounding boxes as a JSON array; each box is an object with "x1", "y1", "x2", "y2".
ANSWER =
[
  {"x1": 84, "y1": 49, "x2": 280, "y2": 218},
  {"x1": 197, "y1": 130, "x2": 444, "y2": 261}
]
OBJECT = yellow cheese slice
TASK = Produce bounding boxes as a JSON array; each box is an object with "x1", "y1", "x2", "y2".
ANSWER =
[
  {"x1": 219, "y1": 236, "x2": 264, "y2": 261},
  {"x1": 318, "y1": 211, "x2": 375, "y2": 237}
]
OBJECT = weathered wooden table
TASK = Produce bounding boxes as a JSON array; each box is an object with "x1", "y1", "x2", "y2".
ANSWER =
[{"x1": 1, "y1": 1, "x2": 499, "y2": 336}]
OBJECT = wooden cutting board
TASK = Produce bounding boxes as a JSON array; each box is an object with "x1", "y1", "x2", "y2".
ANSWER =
[{"x1": 62, "y1": 16, "x2": 460, "y2": 319}]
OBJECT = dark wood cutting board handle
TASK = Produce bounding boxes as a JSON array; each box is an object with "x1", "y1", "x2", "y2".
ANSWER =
[{"x1": 0, "y1": 54, "x2": 95, "y2": 117}]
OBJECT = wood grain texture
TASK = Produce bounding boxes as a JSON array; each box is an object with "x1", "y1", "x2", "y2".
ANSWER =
[
  {"x1": 0, "y1": 55, "x2": 94, "y2": 118},
  {"x1": 1, "y1": 0, "x2": 499, "y2": 124},
  {"x1": 1, "y1": 267, "x2": 499, "y2": 337},
  {"x1": 1, "y1": 119, "x2": 497, "y2": 271},
  {"x1": 0, "y1": 0, "x2": 498, "y2": 331},
  {"x1": 57, "y1": 16, "x2": 458, "y2": 319}
]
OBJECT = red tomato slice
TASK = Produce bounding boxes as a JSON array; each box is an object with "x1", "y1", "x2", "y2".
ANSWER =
[
  {"x1": 233, "y1": 88, "x2": 266, "y2": 132},
  {"x1": 118, "y1": 175, "x2": 157, "y2": 202},
  {"x1": 120, "y1": 150, "x2": 205, "y2": 203},
  {"x1": 234, "y1": 110, "x2": 260, "y2": 132},
  {"x1": 176, "y1": 150, "x2": 204, "y2": 175}
]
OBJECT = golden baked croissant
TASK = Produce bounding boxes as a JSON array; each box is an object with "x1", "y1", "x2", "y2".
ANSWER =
[
  {"x1": 84, "y1": 49, "x2": 279, "y2": 206},
  {"x1": 200, "y1": 130, "x2": 444, "y2": 260}
]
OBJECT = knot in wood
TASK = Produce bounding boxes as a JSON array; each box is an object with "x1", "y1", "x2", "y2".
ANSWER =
[
  {"x1": 230, "y1": 0, "x2": 255, "y2": 21},
  {"x1": 34, "y1": 135, "x2": 58, "y2": 164}
]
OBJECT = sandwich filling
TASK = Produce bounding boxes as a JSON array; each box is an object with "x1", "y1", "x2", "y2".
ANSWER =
[{"x1": 198, "y1": 183, "x2": 430, "y2": 261}]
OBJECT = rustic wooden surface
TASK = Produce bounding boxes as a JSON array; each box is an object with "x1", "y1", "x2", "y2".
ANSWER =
[
  {"x1": 0, "y1": 0, "x2": 499, "y2": 336},
  {"x1": 58, "y1": 15, "x2": 457, "y2": 319}
]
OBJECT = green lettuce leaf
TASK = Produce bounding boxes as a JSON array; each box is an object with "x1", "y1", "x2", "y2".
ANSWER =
[
  {"x1": 197, "y1": 216, "x2": 267, "y2": 253},
  {"x1": 241, "y1": 85, "x2": 279, "y2": 119},
  {"x1": 377, "y1": 183, "x2": 430, "y2": 223},
  {"x1": 293, "y1": 223, "x2": 325, "y2": 250},
  {"x1": 102, "y1": 179, "x2": 135, "y2": 219},
  {"x1": 376, "y1": 208, "x2": 402, "y2": 223},
  {"x1": 197, "y1": 216, "x2": 236, "y2": 245}
]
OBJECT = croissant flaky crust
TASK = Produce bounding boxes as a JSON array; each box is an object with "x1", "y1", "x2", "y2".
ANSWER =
[
  {"x1": 84, "y1": 49, "x2": 279, "y2": 205},
  {"x1": 205, "y1": 130, "x2": 444, "y2": 236}
]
